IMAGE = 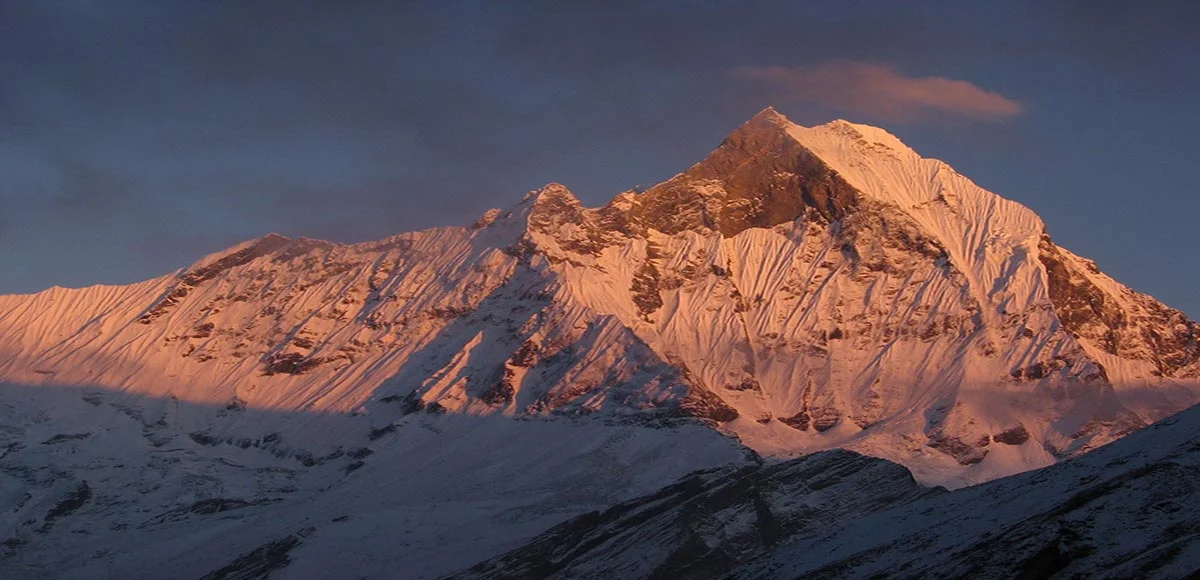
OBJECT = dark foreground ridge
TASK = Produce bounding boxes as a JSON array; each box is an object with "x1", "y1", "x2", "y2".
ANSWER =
[
  {"x1": 448, "y1": 405, "x2": 1200, "y2": 580},
  {"x1": 447, "y1": 450, "x2": 935, "y2": 580},
  {"x1": 728, "y1": 404, "x2": 1200, "y2": 580}
]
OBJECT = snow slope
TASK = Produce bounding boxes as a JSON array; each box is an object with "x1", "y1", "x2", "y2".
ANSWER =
[
  {"x1": 0, "y1": 383, "x2": 746, "y2": 579},
  {"x1": 0, "y1": 108, "x2": 1196, "y2": 488}
]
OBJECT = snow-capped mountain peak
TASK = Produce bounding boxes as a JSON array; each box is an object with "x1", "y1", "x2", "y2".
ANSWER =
[{"x1": 0, "y1": 109, "x2": 1197, "y2": 488}]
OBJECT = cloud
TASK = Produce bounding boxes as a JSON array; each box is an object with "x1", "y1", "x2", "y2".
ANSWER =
[{"x1": 737, "y1": 61, "x2": 1024, "y2": 122}]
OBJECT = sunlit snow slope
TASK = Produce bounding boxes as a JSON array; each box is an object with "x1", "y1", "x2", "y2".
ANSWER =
[{"x1": 0, "y1": 108, "x2": 1196, "y2": 486}]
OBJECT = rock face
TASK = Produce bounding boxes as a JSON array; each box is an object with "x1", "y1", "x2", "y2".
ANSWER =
[
  {"x1": 0, "y1": 108, "x2": 1197, "y2": 486},
  {"x1": 448, "y1": 450, "x2": 935, "y2": 580},
  {"x1": 728, "y1": 404, "x2": 1200, "y2": 580},
  {"x1": 631, "y1": 107, "x2": 858, "y2": 236},
  {"x1": 1038, "y1": 234, "x2": 1200, "y2": 377}
]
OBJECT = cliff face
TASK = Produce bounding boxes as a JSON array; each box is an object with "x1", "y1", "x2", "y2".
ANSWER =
[
  {"x1": 1038, "y1": 234, "x2": 1200, "y2": 378},
  {"x1": 0, "y1": 108, "x2": 1196, "y2": 487},
  {"x1": 631, "y1": 107, "x2": 859, "y2": 236}
]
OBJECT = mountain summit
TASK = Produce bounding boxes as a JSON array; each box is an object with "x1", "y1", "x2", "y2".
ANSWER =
[
  {"x1": 630, "y1": 107, "x2": 858, "y2": 236},
  {"x1": 1, "y1": 109, "x2": 1197, "y2": 486}
]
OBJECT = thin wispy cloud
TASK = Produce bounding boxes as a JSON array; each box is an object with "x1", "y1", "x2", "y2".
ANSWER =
[{"x1": 737, "y1": 61, "x2": 1024, "y2": 122}]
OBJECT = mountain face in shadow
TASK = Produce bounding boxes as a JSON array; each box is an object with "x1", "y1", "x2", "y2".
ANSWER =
[
  {"x1": 0, "y1": 382, "x2": 747, "y2": 579},
  {"x1": 449, "y1": 449, "x2": 938, "y2": 580},
  {"x1": 453, "y1": 404, "x2": 1200, "y2": 580},
  {"x1": 728, "y1": 402, "x2": 1200, "y2": 579}
]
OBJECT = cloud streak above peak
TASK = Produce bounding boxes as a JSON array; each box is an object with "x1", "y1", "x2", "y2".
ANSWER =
[{"x1": 737, "y1": 61, "x2": 1024, "y2": 123}]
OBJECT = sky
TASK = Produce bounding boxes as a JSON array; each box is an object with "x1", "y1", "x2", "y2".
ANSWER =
[{"x1": 1, "y1": 1, "x2": 1198, "y2": 315}]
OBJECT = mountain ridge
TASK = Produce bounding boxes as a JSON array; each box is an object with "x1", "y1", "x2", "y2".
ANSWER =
[{"x1": 0, "y1": 109, "x2": 1196, "y2": 487}]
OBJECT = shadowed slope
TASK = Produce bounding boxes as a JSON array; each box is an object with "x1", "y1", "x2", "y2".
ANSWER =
[
  {"x1": 0, "y1": 382, "x2": 747, "y2": 580},
  {"x1": 447, "y1": 449, "x2": 936, "y2": 580},
  {"x1": 729, "y1": 403, "x2": 1200, "y2": 579}
]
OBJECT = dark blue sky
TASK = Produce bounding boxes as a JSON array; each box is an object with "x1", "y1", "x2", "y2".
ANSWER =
[{"x1": 2, "y1": 1, "x2": 1198, "y2": 315}]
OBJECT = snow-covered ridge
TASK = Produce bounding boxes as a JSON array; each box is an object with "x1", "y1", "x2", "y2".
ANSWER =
[{"x1": 0, "y1": 108, "x2": 1196, "y2": 487}]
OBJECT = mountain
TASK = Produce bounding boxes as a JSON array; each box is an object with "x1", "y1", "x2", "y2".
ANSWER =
[
  {"x1": 2, "y1": 108, "x2": 1199, "y2": 579},
  {"x1": 451, "y1": 402, "x2": 1200, "y2": 580},
  {"x1": 1, "y1": 108, "x2": 1196, "y2": 488}
]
